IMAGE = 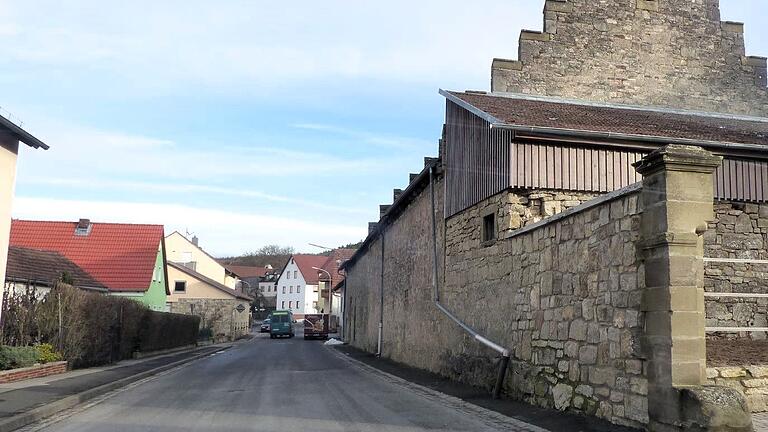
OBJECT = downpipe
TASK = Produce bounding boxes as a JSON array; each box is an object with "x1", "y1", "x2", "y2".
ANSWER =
[
  {"x1": 377, "y1": 231, "x2": 385, "y2": 357},
  {"x1": 429, "y1": 165, "x2": 510, "y2": 399}
]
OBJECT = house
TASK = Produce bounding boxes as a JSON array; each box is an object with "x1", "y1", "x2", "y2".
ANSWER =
[
  {"x1": 0, "y1": 115, "x2": 49, "y2": 316},
  {"x1": 316, "y1": 248, "x2": 356, "y2": 331},
  {"x1": 9, "y1": 219, "x2": 169, "y2": 311},
  {"x1": 166, "y1": 262, "x2": 252, "y2": 341},
  {"x1": 4, "y1": 246, "x2": 108, "y2": 296},
  {"x1": 274, "y1": 254, "x2": 327, "y2": 318},
  {"x1": 165, "y1": 232, "x2": 240, "y2": 289},
  {"x1": 224, "y1": 264, "x2": 278, "y2": 316},
  {"x1": 342, "y1": 0, "x2": 768, "y2": 429}
]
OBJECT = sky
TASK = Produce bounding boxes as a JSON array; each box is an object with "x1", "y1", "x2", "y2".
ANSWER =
[{"x1": 4, "y1": 1, "x2": 767, "y2": 257}]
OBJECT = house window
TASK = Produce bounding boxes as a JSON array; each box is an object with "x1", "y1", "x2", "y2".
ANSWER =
[
  {"x1": 312, "y1": 301, "x2": 318, "y2": 309},
  {"x1": 289, "y1": 286, "x2": 293, "y2": 293},
  {"x1": 287, "y1": 272, "x2": 290, "y2": 279},
  {"x1": 153, "y1": 266, "x2": 161, "y2": 281},
  {"x1": 482, "y1": 213, "x2": 496, "y2": 244},
  {"x1": 281, "y1": 301, "x2": 285, "y2": 308},
  {"x1": 293, "y1": 270, "x2": 297, "y2": 279},
  {"x1": 174, "y1": 281, "x2": 186, "y2": 292},
  {"x1": 297, "y1": 285, "x2": 301, "y2": 294},
  {"x1": 282, "y1": 286, "x2": 286, "y2": 294}
]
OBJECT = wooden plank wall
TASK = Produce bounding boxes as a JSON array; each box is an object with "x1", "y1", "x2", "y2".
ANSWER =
[
  {"x1": 444, "y1": 104, "x2": 768, "y2": 218},
  {"x1": 509, "y1": 143, "x2": 644, "y2": 192},
  {"x1": 444, "y1": 101, "x2": 509, "y2": 217}
]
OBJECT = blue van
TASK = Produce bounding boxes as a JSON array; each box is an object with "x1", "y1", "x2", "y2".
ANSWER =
[{"x1": 269, "y1": 311, "x2": 295, "y2": 339}]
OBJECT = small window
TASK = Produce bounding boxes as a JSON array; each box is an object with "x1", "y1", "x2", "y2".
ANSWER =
[
  {"x1": 312, "y1": 301, "x2": 318, "y2": 309},
  {"x1": 293, "y1": 270, "x2": 297, "y2": 279},
  {"x1": 289, "y1": 286, "x2": 293, "y2": 293},
  {"x1": 482, "y1": 213, "x2": 496, "y2": 244},
  {"x1": 286, "y1": 272, "x2": 290, "y2": 279},
  {"x1": 281, "y1": 301, "x2": 285, "y2": 308},
  {"x1": 174, "y1": 281, "x2": 186, "y2": 292},
  {"x1": 282, "y1": 286, "x2": 286, "y2": 294},
  {"x1": 297, "y1": 285, "x2": 301, "y2": 294}
]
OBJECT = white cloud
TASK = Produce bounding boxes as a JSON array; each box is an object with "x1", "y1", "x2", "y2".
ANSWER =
[
  {"x1": 11, "y1": 197, "x2": 366, "y2": 257},
  {"x1": 290, "y1": 123, "x2": 429, "y2": 150},
  {"x1": 23, "y1": 176, "x2": 370, "y2": 215}
]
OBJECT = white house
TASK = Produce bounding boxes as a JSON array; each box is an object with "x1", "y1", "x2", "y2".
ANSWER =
[
  {"x1": 165, "y1": 232, "x2": 240, "y2": 289},
  {"x1": 274, "y1": 254, "x2": 327, "y2": 318}
]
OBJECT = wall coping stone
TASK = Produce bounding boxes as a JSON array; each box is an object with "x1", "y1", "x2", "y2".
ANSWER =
[{"x1": 504, "y1": 182, "x2": 641, "y2": 241}]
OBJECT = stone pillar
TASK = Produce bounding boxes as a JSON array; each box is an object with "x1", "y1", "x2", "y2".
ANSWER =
[{"x1": 634, "y1": 145, "x2": 751, "y2": 431}]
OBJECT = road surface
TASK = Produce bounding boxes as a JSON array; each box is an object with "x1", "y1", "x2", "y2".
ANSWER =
[{"x1": 24, "y1": 328, "x2": 544, "y2": 432}]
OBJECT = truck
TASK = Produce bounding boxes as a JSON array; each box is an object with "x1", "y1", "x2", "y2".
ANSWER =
[{"x1": 303, "y1": 314, "x2": 329, "y2": 340}]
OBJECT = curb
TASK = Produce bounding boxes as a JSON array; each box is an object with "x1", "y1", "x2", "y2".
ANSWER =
[{"x1": 0, "y1": 345, "x2": 231, "y2": 432}]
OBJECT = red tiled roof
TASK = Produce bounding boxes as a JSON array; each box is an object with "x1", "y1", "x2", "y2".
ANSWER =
[
  {"x1": 6, "y1": 246, "x2": 107, "y2": 291},
  {"x1": 224, "y1": 265, "x2": 269, "y2": 279},
  {"x1": 10, "y1": 220, "x2": 164, "y2": 292},
  {"x1": 292, "y1": 254, "x2": 330, "y2": 285},
  {"x1": 319, "y1": 249, "x2": 356, "y2": 284},
  {"x1": 446, "y1": 91, "x2": 768, "y2": 146}
]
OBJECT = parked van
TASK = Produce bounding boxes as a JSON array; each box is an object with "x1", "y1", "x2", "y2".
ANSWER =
[{"x1": 269, "y1": 310, "x2": 295, "y2": 339}]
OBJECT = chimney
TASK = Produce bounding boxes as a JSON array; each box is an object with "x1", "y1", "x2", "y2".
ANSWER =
[
  {"x1": 192, "y1": 235, "x2": 199, "y2": 246},
  {"x1": 424, "y1": 157, "x2": 438, "y2": 168},
  {"x1": 368, "y1": 222, "x2": 379, "y2": 235},
  {"x1": 409, "y1": 173, "x2": 418, "y2": 183},
  {"x1": 393, "y1": 189, "x2": 403, "y2": 202}
]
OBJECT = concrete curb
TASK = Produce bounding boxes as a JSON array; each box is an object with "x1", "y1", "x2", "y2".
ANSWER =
[{"x1": 0, "y1": 345, "x2": 231, "y2": 432}]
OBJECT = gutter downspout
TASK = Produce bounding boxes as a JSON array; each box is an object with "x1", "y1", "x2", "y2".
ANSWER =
[
  {"x1": 429, "y1": 165, "x2": 510, "y2": 399},
  {"x1": 377, "y1": 232, "x2": 385, "y2": 357}
]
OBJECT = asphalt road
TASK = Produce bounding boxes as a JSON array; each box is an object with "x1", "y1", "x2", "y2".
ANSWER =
[{"x1": 24, "y1": 327, "x2": 543, "y2": 432}]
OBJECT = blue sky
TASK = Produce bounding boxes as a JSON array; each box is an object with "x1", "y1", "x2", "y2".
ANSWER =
[{"x1": 5, "y1": 1, "x2": 767, "y2": 257}]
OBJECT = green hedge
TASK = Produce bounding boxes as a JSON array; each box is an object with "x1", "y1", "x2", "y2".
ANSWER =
[{"x1": 2, "y1": 284, "x2": 200, "y2": 368}]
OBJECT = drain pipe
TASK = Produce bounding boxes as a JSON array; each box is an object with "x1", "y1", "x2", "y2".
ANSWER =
[
  {"x1": 376, "y1": 232, "x2": 385, "y2": 357},
  {"x1": 429, "y1": 165, "x2": 510, "y2": 399}
]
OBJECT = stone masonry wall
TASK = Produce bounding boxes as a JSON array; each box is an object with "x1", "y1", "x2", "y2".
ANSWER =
[
  {"x1": 704, "y1": 202, "x2": 768, "y2": 339},
  {"x1": 345, "y1": 179, "x2": 649, "y2": 429},
  {"x1": 444, "y1": 189, "x2": 647, "y2": 428},
  {"x1": 707, "y1": 365, "x2": 768, "y2": 413},
  {"x1": 170, "y1": 298, "x2": 250, "y2": 342},
  {"x1": 491, "y1": 0, "x2": 768, "y2": 116}
]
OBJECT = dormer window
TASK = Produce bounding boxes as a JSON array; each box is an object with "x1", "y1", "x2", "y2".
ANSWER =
[{"x1": 74, "y1": 219, "x2": 92, "y2": 236}]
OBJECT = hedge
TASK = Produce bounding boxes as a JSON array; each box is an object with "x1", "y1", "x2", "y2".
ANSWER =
[{"x1": 2, "y1": 283, "x2": 200, "y2": 368}]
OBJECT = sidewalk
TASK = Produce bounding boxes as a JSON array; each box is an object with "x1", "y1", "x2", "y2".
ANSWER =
[
  {"x1": 333, "y1": 344, "x2": 639, "y2": 432},
  {"x1": 0, "y1": 344, "x2": 231, "y2": 431}
]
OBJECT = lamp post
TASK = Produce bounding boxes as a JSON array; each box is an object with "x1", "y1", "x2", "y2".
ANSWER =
[{"x1": 312, "y1": 266, "x2": 333, "y2": 333}]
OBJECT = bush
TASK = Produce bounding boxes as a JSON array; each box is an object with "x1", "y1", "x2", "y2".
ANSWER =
[
  {"x1": 0, "y1": 346, "x2": 39, "y2": 370},
  {"x1": 2, "y1": 283, "x2": 200, "y2": 369},
  {"x1": 36, "y1": 343, "x2": 62, "y2": 364}
]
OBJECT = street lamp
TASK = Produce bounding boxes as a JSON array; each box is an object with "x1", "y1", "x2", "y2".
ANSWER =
[{"x1": 312, "y1": 266, "x2": 333, "y2": 333}]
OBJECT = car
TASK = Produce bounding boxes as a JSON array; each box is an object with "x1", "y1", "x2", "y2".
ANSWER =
[
  {"x1": 260, "y1": 318, "x2": 271, "y2": 333},
  {"x1": 269, "y1": 310, "x2": 295, "y2": 339}
]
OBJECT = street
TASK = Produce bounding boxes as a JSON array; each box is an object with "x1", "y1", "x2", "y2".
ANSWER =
[{"x1": 23, "y1": 328, "x2": 542, "y2": 432}]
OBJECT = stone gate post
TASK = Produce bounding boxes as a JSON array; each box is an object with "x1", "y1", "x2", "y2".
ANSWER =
[{"x1": 634, "y1": 145, "x2": 751, "y2": 431}]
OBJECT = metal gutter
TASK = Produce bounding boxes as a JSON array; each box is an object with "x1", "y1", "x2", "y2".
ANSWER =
[{"x1": 497, "y1": 124, "x2": 768, "y2": 156}]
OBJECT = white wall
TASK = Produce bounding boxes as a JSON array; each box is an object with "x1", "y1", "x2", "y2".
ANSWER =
[
  {"x1": 258, "y1": 281, "x2": 277, "y2": 298},
  {"x1": 0, "y1": 135, "x2": 19, "y2": 319}
]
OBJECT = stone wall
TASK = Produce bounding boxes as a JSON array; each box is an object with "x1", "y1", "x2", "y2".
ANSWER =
[
  {"x1": 345, "y1": 176, "x2": 650, "y2": 428},
  {"x1": 170, "y1": 298, "x2": 251, "y2": 342},
  {"x1": 491, "y1": 0, "x2": 768, "y2": 116},
  {"x1": 708, "y1": 365, "x2": 768, "y2": 412},
  {"x1": 444, "y1": 188, "x2": 648, "y2": 428},
  {"x1": 704, "y1": 202, "x2": 768, "y2": 339}
]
